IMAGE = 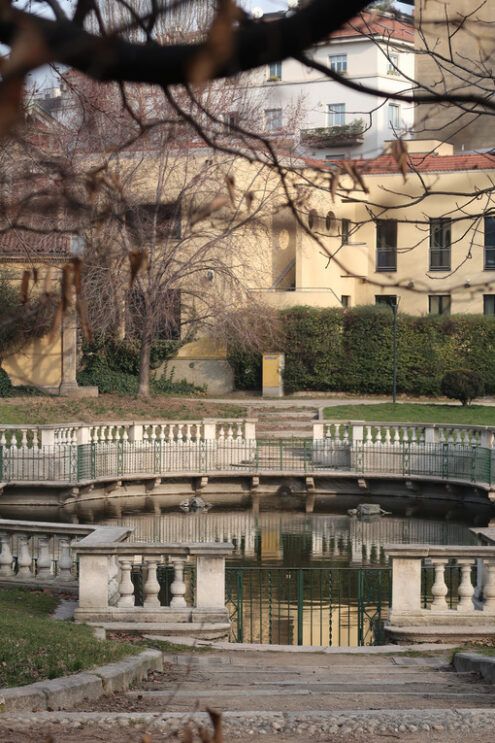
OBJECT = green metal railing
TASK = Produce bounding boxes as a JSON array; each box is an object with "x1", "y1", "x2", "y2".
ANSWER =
[{"x1": 0, "y1": 439, "x2": 493, "y2": 486}]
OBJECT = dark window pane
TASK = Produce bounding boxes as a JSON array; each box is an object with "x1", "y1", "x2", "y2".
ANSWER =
[
  {"x1": 429, "y1": 295, "x2": 451, "y2": 315},
  {"x1": 484, "y1": 217, "x2": 495, "y2": 269},
  {"x1": 376, "y1": 220, "x2": 397, "y2": 271},
  {"x1": 429, "y1": 218, "x2": 451, "y2": 270},
  {"x1": 484, "y1": 295, "x2": 495, "y2": 315},
  {"x1": 375, "y1": 295, "x2": 397, "y2": 307}
]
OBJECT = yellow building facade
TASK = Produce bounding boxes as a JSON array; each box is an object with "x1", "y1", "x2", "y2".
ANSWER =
[{"x1": 261, "y1": 140, "x2": 495, "y2": 317}]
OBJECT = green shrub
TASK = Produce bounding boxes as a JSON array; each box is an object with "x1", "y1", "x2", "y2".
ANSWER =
[
  {"x1": 0, "y1": 367, "x2": 12, "y2": 397},
  {"x1": 441, "y1": 369, "x2": 485, "y2": 406},
  {"x1": 77, "y1": 358, "x2": 138, "y2": 395},
  {"x1": 230, "y1": 306, "x2": 495, "y2": 397},
  {"x1": 152, "y1": 367, "x2": 206, "y2": 396}
]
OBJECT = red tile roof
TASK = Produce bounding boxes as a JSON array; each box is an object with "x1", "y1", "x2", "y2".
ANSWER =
[
  {"x1": 0, "y1": 231, "x2": 72, "y2": 257},
  {"x1": 351, "y1": 151, "x2": 495, "y2": 176},
  {"x1": 330, "y1": 11, "x2": 414, "y2": 43}
]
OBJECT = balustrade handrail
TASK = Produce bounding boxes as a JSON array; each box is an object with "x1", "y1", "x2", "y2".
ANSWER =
[
  {"x1": 323, "y1": 419, "x2": 495, "y2": 434},
  {"x1": 73, "y1": 541, "x2": 234, "y2": 556},
  {"x1": 384, "y1": 544, "x2": 495, "y2": 559}
]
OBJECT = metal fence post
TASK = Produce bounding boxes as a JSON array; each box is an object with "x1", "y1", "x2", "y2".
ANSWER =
[
  {"x1": 297, "y1": 569, "x2": 304, "y2": 645},
  {"x1": 0, "y1": 444, "x2": 3, "y2": 481}
]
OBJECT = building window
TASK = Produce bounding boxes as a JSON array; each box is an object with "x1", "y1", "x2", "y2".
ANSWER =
[
  {"x1": 387, "y1": 53, "x2": 399, "y2": 74},
  {"x1": 388, "y1": 103, "x2": 400, "y2": 129},
  {"x1": 326, "y1": 211, "x2": 335, "y2": 232},
  {"x1": 484, "y1": 216, "x2": 495, "y2": 269},
  {"x1": 328, "y1": 103, "x2": 345, "y2": 126},
  {"x1": 341, "y1": 295, "x2": 350, "y2": 308},
  {"x1": 430, "y1": 218, "x2": 451, "y2": 270},
  {"x1": 376, "y1": 220, "x2": 397, "y2": 271},
  {"x1": 484, "y1": 295, "x2": 495, "y2": 315},
  {"x1": 223, "y1": 112, "x2": 239, "y2": 133},
  {"x1": 268, "y1": 62, "x2": 281, "y2": 80},
  {"x1": 429, "y1": 295, "x2": 451, "y2": 315},
  {"x1": 341, "y1": 218, "x2": 350, "y2": 244},
  {"x1": 265, "y1": 108, "x2": 282, "y2": 132},
  {"x1": 329, "y1": 54, "x2": 347, "y2": 73},
  {"x1": 375, "y1": 295, "x2": 397, "y2": 307}
]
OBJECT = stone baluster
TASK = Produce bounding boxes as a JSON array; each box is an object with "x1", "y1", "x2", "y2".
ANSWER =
[
  {"x1": 170, "y1": 559, "x2": 187, "y2": 607},
  {"x1": 482, "y1": 560, "x2": 495, "y2": 611},
  {"x1": 117, "y1": 560, "x2": 135, "y2": 607},
  {"x1": 36, "y1": 535, "x2": 53, "y2": 580},
  {"x1": 218, "y1": 425, "x2": 225, "y2": 443},
  {"x1": 430, "y1": 559, "x2": 449, "y2": 611},
  {"x1": 16, "y1": 534, "x2": 32, "y2": 578},
  {"x1": 158, "y1": 425, "x2": 165, "y2": 445},
  {"x1": 457, "y1": 559, "x2": 475, "y2": 611},
  {"x1": 384, "y1": 425, "x2": 391, "y2": 446},
  {"x1": 57, "y1": 538, "x2": 73, "y2": 581},
  {"x1": 0, "y1": 531, "x2": 15, "y2": 577},
  {"x1": 122, "y1": 426, "x2": 129, "y2": 444},
  {"x1": 143, "y1": 559, "x2": 161, "y2": 607},
  {"x1": 0, "y1": 429, "x2": 5, "y2": 446},
  {"x1": 168, "y1": 424, "x2": 175, "y2": 445},
  {"x1": 185, "y1": 424, "x2": 192, "y2": 444}
]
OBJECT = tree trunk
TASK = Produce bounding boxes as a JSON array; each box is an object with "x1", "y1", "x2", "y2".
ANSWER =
[{"x1": 138, "y1": 333, "x2": 152, "y2": 397}]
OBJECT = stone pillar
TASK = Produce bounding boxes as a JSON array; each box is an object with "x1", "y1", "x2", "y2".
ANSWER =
[
  {"x1": 59, "y1": 304, "x2": 79, "y2": 397},
  {"x1": 195, "y1": 555, "x2": 226, "y2": 609},
  {"x1": 390, "y1": 556, "x2": 422, "y2": 616},
  {"x1": 170, "y1": 559, "x2": 187, "y2": 608},
  {"x1": 79, "y1": 554, "x2": 111, "y2": 609},
  {"x1": 203, "y1": 420, "x2": 217, "y2": 441}
]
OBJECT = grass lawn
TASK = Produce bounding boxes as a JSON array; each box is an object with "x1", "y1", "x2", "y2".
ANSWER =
[
  {"x1": 323, "y1": 402, "x2": 495, "y2": 425},
  {"x1": 0, "y1": 394, "x2": 245, "y2": 425},
  {"x1": 0, "y1": 588, "x2": 142, "y2": 688}
]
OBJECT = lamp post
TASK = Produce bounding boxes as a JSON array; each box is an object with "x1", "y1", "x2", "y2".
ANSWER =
[{"x1": 392, "y1": 297, "x2": 400, "y2": 404}]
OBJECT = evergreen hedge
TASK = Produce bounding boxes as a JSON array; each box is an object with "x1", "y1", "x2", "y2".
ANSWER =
[{"x1": 230, "y1": 306, "x2": 495, "y2": 396}]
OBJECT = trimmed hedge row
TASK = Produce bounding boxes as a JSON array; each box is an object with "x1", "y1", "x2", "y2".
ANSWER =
[{"x1": 229, "y1": 306, "x2": 495, "y2": 396}]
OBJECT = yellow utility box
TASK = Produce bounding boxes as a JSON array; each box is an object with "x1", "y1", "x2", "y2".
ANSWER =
[{"x1": 262, "y1": 352, "x2": 285, "y2": 397}]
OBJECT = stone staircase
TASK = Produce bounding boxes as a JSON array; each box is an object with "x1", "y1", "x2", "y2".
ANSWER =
[
  {"x1": 3, "y1": 647, "x2": 495, "y2": 741},
  {"x1": 249, "y1": 405, "x2": 319, "y2": 439}
]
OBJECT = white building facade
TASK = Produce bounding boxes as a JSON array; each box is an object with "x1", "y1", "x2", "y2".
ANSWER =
[{"x1": 248, "y1": 11, "x2": 415, "y2": 160}]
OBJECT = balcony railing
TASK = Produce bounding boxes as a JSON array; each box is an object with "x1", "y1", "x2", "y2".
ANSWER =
[{"x1": 300, "y1": 119, "x2": 365, "y2": 148}]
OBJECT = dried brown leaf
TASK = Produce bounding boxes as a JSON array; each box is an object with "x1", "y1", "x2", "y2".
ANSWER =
[
  {"x1": 188, "y1": 0, "x2": 241, "y2": 83},
  {"x1": 191, "y1": 195, "x2": 229, "y2": 226},
  {"x1": 71, "y1": 256, "x2": 83, "y2": 295},
  {"x1": 77, "y1": 298, "x2": 92, "y2": 342},
  {"x1": 182, "y1": 726, "x2": 193, "y2": 743},
  {"x1": 329, "y1": 175, "x2": 338, "y2": 203},
  {"x1": 32, "y1": 267, "x2": 38, "y2": 285},
  {"x1": 206, "y1": 707, "x2": 223, "y2": 743},
  {"x1": 0, "y1": 78, "x2": 24, "y2": 138},
  {"x1": 391, "y1": 139, "x2": 409, "y2": 183},
  {"x1": 43, "y1": 269, "x2": 52, "y2": 295},
  {"x1": 129, "y1": 250, "x2": 147, "y2": 287},
  {"x1": 350, "y1": 165, "x2": 369, "y2": 194},
  {"x1": 61, "y1": 264, "x2": 73, "y2": 310},
  {"x1": 225, "y1": 175, "x2": 235, "y2": 205},
  {"x1": 141, "y1": 733, "x2": 153, "y2": 743},
  {"x1": 20, "y1": 270, "x2": 30, "y2": 304},
  {"x1": 245, "y1": 191, "x2": 254, "y2": 210},
  {"x1": 198, "y1": 727, "x2": 212, "y2": 743},
  {"x1": 48, "y1": 302, "x2": 63, "y2": 343}
]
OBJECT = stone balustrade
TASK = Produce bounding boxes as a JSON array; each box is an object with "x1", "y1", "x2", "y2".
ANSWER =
[
  {"x1": 73, "y1": 536, "x2": 234, "y2": 638},
  {"x1": 384, "y1": 544, "x2": 495, "y2": 643},
  {"x1": 0, "y1": 518, "x2": 233, "y2": 640},
  {"x1": 0, "y1": 519, "x2": 101, "y2": 585},
  {"x1": 314, "y1": 420, "x2": 495, "y2": 448},
  {"x1": 0, "y1": 418, "x2": 256, "y2": 449}
]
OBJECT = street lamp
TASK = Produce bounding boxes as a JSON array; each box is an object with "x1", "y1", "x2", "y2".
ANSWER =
[{"x1": 392, "y1": 297, "x2": 400, "y2": 404}]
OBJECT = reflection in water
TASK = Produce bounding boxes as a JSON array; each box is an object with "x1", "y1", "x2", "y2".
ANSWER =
[{"x1": 102, "y1": 510, "x2": 476, "y2": 568}]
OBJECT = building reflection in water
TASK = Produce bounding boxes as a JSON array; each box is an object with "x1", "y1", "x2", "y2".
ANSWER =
[{"x1": 102, "y1": 510, "x2": 476, "y2": 568}]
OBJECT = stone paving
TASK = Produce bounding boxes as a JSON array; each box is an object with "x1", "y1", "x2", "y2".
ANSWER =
[{"x1": 1, "y1": 645, "x2": 495, "y2": 741}]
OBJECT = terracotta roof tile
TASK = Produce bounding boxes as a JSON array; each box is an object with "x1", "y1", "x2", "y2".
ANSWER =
[
  {"x1": 330, "y1": 11, "x2": 414, "y2": 43},
  {"x1": 349, "y1": 151, "x2": 495, "y2": 176},
  {"x1": 0, "y1": 231, "x2": 72, "y2": 257}
]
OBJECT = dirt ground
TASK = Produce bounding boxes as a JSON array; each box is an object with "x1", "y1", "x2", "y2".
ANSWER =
[{"x1": 0, "y1": 724, "x2": 494, "y2": 743}]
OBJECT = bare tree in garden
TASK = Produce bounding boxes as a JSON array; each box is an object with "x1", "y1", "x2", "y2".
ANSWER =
[{"x1": 2, "y1": 0, "x2": 495, "y2": 359}]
